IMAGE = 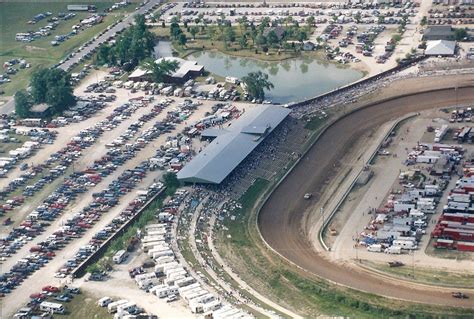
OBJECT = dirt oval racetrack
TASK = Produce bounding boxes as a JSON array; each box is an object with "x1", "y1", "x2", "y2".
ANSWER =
[{"x1": 258, "y1": 86, "x2": 474, "y2": 308}]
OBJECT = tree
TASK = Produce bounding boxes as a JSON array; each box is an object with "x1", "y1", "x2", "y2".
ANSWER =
[
  {"x1": 297, "y1": 30, "x2": 308, "y2": 42},
  {"x1": 242, "y1": 71, "x2": 274, "y2": 101},
  {"x1": 239, "y1": 34, "x2": 248, "y2": 49},
  {"x1": 178, "y1": 33, "x2": 187, "y2": 46},
  {"x1": 454, "y1": 28, "x2": 468, "y2": 41},
  {"x1": 224, "y1": 26, "x2": 236, "y2": 43},
  {"x1": 101, "y1": 14, "x2": 155, "y2": 68},
  {"x1": 14, "y1": 90, "x2": 32, "y2": 118},
  {"x1": 31, "y1": 68, "x2": 75, "y2": 113},
  {"x1": 28, "y1": 68, "x2": 75, "y2": 115},
  {"x1": 267, "y1": 30, "x2": 279, "y2": 47},
  {"x1": 306, "y1": 16, "x2": 315, "y2": 27},
  {"x1": 392, "y1": 33, "x2": 402, "y2": 43},
  {"x1": 256, "y1": 34, "x2": 267, "y2": 47},
  {"x1": 141, "y1": 58, "x2": 179, "y2": 83},
  {"x1": 237, "y1": 16, "x2": 248, "y2": 34},
  {"x1": 163, "y1": 172, "x2": 179, "y2": 195},
  {"x1": 170, "y1": 22, "x2": 182, "y2": 40},
  {"x1": 190, "y1": 26, "x2": 199, "y2": 40}
]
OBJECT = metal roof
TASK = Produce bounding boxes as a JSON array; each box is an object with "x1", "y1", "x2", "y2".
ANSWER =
[
  {"x1": 425, "y1": 40, "x2": 455, "y2": 56},
  {"x1": 177, "y1": 105, "x2": 291, "y2": 184}
]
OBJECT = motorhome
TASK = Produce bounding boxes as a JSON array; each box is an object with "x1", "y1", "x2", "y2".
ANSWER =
[{"x1": 39, "y1": 302, "x2": 65, "y2": 314}]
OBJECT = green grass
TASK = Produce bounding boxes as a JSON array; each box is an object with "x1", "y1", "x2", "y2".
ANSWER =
[
  {"x1": 0, "y1": 134, "x2": 30, "y2": 155},
  {"x1": 0, "y1": 1, "x2": 136, "y2": 96},
  {"x1": 304, "y1": 114, "x2": 328, "y2": 130},
  {"x1": 363, "y1": 260, "x2": 474, "y2": 288},
  {"x1": 60, "y1": 291, "x2": 109, "y2": 319}
]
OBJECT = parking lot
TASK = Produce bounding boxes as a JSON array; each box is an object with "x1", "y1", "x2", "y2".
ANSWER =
[{"x1": 0, "y1": 63, "x2": 258, "y2": 317}]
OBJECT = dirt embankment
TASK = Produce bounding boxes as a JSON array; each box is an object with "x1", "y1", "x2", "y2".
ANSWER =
[{"x1": 258, "y1": 85, "x2": 474, "y2": 308}]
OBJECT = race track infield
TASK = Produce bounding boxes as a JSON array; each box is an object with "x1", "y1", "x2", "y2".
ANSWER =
[{"x1": 258, "y1": 86, "x2": 474, "y2": 308}]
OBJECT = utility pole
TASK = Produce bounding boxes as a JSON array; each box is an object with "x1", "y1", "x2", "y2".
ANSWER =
[{"x1": 412, "y1": 249, "x2": 415, "y2": 278}]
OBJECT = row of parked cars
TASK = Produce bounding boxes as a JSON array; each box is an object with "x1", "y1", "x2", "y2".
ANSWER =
[
  {"x1": 12, "y1": 285, "x2": 81, "y2": 317},
  {"x1": 0, "y1": 100, "x2": 151, "y2": 261},
  {"x1": 58, "y1": 182, "x2": 164, "y2": 278}
]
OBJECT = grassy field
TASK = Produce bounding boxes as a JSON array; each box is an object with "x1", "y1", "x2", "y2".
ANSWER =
[
  {"x1": 363, "y1": 260, "x2": 474, "y2": 288},
  {"x1": 60, "y1": 291, "x2": 109, "y2": 319},
  {"x1": 0, "y1": 134, "x2": 30, "y2": 155},
  {"x1": 0, "y1": 1, "x2": 137, "y2": 96}
]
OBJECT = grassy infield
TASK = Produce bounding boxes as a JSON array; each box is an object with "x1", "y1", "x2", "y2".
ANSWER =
[{"x1": 217, "y1": 117, "x2": 474, "y2": 318}]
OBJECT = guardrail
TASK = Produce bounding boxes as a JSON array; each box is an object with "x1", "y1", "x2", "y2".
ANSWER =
[
  {"x1": 72, "y1": 187, "x2": 166, "y2": 278},
  {"x1": 318, "y1": 113, "x2": 418, "y2": 251}
]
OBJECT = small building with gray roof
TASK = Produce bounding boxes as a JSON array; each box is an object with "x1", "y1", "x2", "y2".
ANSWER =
[{"x1": 177, "y1": 105, "x2": 291, "y2": 184}]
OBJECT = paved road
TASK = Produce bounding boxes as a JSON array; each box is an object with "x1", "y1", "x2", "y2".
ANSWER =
[
  {"x1": 258, "y1": 85, "x2": 474, "y2": 309},
  {"x1": 0, "y1": 0, "x2": 162, "y2": 116}
]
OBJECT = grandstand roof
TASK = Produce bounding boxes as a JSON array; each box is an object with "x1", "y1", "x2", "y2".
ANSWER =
[{"x1": 177, "y1": 105, "x2": 291, "y2": 184}]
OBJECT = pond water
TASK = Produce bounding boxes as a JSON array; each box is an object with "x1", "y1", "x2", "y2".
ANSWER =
[
  {"x1": 155, "y1": 41, "x2": 363, "y2": 104},
  {"x1": 154, "y1": 41, "x2": 174, "y2": 58}
]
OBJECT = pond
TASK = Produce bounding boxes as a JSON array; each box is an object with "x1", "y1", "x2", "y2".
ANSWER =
[
  {"x1": 190, "y1": 51, "x2": 363, "y2": 104},
  {"x1": 155, "y1": 41, "x2": 363, "y2": 104}
]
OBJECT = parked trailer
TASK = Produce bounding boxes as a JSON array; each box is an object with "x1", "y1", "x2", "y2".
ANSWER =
[
  {"x1": 434, "y1": 238, "x2": 455, "y2": 249},
  {"x1": 152, "y1": 249, "x2": 174, "y2": 259},
  {"x1": 367, "y1": 244, "x2": 383, "y2": 252},
  {"x1": 145, "y1": 223, "x2": 166, "y2": 232},
  {"x1": 178, "y1": 283, "x2": 201, "y2": 295},
  {"x1": 112, "y1": 250, "x2": 127, "y2": 264},
  {"x1": 435, "y1": 228, "x2": 474, "y2": 241},
  {"x1": 156, "y1": 285, "x2": 179, "y2": 298},
  {"x1": 457, "y1": 241, "x2": 474, "y2": 251},
  {"x1": 202, "y1": 299, "x2": 222, "y2": 312},
  {"x1": 117, "y1": 301, "x2": 136, "y2": 313},
  {"x1": 155, "y1": 261, "x2": 179, "y2": 274},
  {"x1": 392, "y1": 240, "x2": 417, "y2": 250},
  {"x1": 142, "y1": 240, "x2": 166, "y2": 252},
  {"x1": 98, "y1": 296, "x2": 112, "y2": 307},
  {"x1": 142, "y1": 235, "x2": 167, "y2": 244},
  {"x1": 175, "y1": 276, "x2": 196, "y2": 288},
  {"x1": 148, "y1": 244, "x2": 170, "y2": 256},
  {"x1": 441, "y1": 213, "x2": 474, "y2": 223},
  {"x1": 108, "y1": 300, "x2": 128, "y2": 313},
  {"x1": 385, "y1": 246, "x2": 402, "y2": 254}
]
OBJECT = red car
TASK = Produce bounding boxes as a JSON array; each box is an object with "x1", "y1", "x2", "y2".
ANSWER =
[
  {"x1": 42, "y1": 285, "x2": 59, "y2": 293},
  {"x1": 30, "y1": 293, "x2": 45, "y2": 299}
]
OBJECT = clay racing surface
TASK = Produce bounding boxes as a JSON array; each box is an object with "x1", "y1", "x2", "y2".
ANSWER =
[{"x1": 258, "y1": 86, "x2": 474, "y2": 307}]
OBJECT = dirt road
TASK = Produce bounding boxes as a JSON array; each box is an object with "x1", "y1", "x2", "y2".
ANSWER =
[{"x1": 258, "y1": 85, "x2": 474, "y2": 308}]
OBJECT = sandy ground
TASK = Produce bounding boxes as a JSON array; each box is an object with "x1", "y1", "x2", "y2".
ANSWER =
[
  {"x1": 330, "y1": 112, "x2": 474, "y2": 271},
  {"x1": 0, "y1": 69, "x2": 256, "y2": 317},
  {"x1": 76, "y1": 253, "x2": 196, "y2": 319},
  {"x1": 258, "y1": 75, "x2": 474, "y2": 308}
]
